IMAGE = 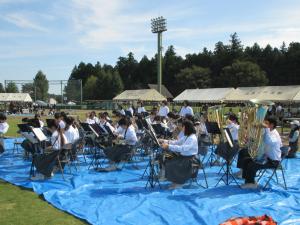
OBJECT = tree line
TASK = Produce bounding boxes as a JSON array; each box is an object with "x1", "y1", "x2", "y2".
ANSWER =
[{"x1": 2, "y1": 33, "x2": 300, "y2": 101}]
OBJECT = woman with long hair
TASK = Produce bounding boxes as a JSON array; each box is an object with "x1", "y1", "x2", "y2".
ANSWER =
[{"x1": 160, "y1": 120, "x2": 198, "y2": 189}]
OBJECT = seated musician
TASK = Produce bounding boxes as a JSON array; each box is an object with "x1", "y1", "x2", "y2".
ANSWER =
[
  {"x1": 86, "y1": 111, "x2": 99, "y2": 124},
  {"x1": 0, "y1": 113, "x2": 9, "y2": 153},
  {"x1": 137, "y1": 101, "x2": 147, "y2": 114},
  {"x1": 226, "y1": 114, "x2": 240, "y2": 147},
  {"x1": 54, "y1": 112, "x2": 66, "y2": 129},
  {"x1": 34, "y1": 113, "x2": 44, "y2": 128},
  {"x1": 31, "y1": 123, "x2": 69, "y2": 180},
  {"x1": 237, "y1": 117, "x2": 282, "y2": 189},
  {"x1": 64, "y1": 117, "x2": 79, "y2": 144},
  {"x1": 101, "y1": 117, "x2": 138, "y2": 172},
  {"x1": 160, "y1": 120, "x2": 198, "y2": 189},
  {"x1": 118, "y1": 105, "x2": 126, "y2": 116},
  {"x1": 98, "y1": 113, "x2": 115, "y2": 134},
  {"x1": 287, "y1": 120, "x2": 299, "y2": 158},
  {"x1": 126, "y1": 103, "x2": 134, "y2": 117}
]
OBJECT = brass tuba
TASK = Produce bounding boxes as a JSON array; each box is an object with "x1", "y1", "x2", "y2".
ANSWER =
[{"x1": 239, "y1": 99, "x2": 274, "y2": 159}]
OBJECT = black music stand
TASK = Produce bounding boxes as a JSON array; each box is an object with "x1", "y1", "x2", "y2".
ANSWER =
[
  {"x1": 18, "y1": 124, "x2": 32, "y2": 133},
  {"x1": 205, "y1": 122, "x2": 221, "y2": 166},
  {"x1": 215, "y1": 128, "x2": 240, "y2": 187},
  {"x1": 142, "y1": 118, "x2": 161, "y2": 189},
  {"x1": 46, "y1": 119, "x2": 56, "y2": 128}
]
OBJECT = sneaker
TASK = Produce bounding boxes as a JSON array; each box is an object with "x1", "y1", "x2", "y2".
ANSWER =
[
  {"x1": 168, "y1": 183, "x2": 183, "y2": 190},
  {"x1": 241, "y1": 183, "x2": 258, "y2": 189},
  {"x1": 30, "y1": 174, "x2": 45, "y2": 181},
  {"x1": 233, "y1": 170, "x2": 243, "y2": 179},
  {"x1": 212, "y1": 160, "x2": 222, "y2": 166},
  {"x1": 96, "y1": 165, "x2": 118, "y2": 172}
]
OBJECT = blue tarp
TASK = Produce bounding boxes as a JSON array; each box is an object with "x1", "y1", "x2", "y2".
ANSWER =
[{"x1": 1, "y1": 138, "x2": 300, "y2": 225}]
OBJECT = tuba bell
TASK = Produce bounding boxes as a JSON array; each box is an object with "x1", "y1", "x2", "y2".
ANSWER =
[{"x1": 239, "y1": 99, "x2": 274, "y2": 159}]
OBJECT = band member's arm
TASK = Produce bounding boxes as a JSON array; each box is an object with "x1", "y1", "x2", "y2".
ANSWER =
[
  {"x1": 264, "y1": 128, "x2": 280, "y2": 146},
  {"x1": 167, "y1": 136, "x2": 197, "y2": 155}
]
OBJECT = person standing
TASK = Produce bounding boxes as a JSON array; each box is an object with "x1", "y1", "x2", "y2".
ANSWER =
[
  {"x1": 179, "y1": 100, "x2": 194, "y2": 118},
  {"x1": 158, "y1": 101, "x2": 170, "y2": 118}
]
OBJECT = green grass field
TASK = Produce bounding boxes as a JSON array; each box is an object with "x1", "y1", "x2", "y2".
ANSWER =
[{"x1": 0, "y1": 180, "x2": 87, "y2": 225}]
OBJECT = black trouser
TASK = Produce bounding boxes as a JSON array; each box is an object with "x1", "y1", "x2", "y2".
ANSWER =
[
  {"x1": 0, "y1": 138, "x2": 4, "y2": 153},
  {"x1": 237, "y1": 148, "x2": 279, "y2": 183},
  {"x1": 287, "y1": 143, "x2": 298, "y2": 158}
]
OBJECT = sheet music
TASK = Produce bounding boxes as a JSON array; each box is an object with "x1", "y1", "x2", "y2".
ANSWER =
[
  {"x1": 32, "y1": 128, "x2": 48, "y2": 142},
  {"x1": 88, "y1": 124, "x2": 99, "y2": 137},
  {"x1": 22, "y1": 132, "x2": 39, "y2": 144},
  {"x1": 145, "y1": 117, "x2": 160, "y2": 147},
  {"x1": 224, "y1": 128, "x2": 234, "y2": 148}
]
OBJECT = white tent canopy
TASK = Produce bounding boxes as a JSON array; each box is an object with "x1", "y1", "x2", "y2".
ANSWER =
[
  {"x1": 225, "y1": 86, "x2": 300, "y2": 102},
  {"x1": 113, "y1": 89, "x2": 166, "y2": 102},
  {"x1": 0, "y1": 93, "x2": 32, "y2": 102},
  {"x1": 49, "y1": 98, "x2": 57, "y2": 105},
  {"x1": 173, "y1": 88, "x2": 235, "y2": 103}
]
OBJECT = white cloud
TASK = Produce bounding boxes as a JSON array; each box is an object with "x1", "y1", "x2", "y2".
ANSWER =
[{"x1": 4, "y1": 13, "x2": 48, "y2": 32}]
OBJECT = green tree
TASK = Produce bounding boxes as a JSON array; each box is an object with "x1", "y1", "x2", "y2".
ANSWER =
[
  {"x1": 110, "y1": 71, "x2": 124, "y2": 98},
  {"x1": 163, "y1": 46, "x2": 183, "y2": 95},
  {"x1": 0, "y1": 83, "x2": 5, "y2": 93},
  {"x1": 175, "y1": 66, "x2": 212, "y2": 92},
  {"x1": 116, "y1": 52, "x2": 138, "y2": 89},
  {"x1": 219, "y1": 60, "x2": 268, "y2": 88},
  {"x1": 5, "y1": 82, "x2": 19, "y2": 93},
  {"x1": 65, "y1": 79, "x2": 82, "y2": 102},
  {"x1": 21, "y1": 83, "x2": 34, "y2": 99},
  {"x1": 33, "y1": 71, "x2": 49, "y2": 101},
  {"x1": 83, "y1": 76, "x2": 98, "y2": 100}
]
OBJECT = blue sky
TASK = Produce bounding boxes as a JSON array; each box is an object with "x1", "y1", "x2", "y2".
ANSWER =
[{"x1": 0, "y1": 0, "x2": 300, "y2": 93}]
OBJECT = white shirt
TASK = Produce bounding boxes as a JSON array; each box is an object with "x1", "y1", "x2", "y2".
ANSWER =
[
  {"x1": 64, "y1": 126, "x2": 78, "y2": 144},
  {"x1": 169, "y1": 134, "x2": 198, "y2": 156},
  {"x1": 158, "y1": 105, "x2": 169, "y2": 117},
  {"x1": 179, "y1": 106, "x2": 194, "y2": 117},
  {"x1": 0, "y1": 122, "x2": 9, "y2": 134},
  {"x1": 39, "y1": 120, "x2": 44, "y2": 128},
  {"x1": 137, "y1": 107, "x2": 146, "y2": 114},
  {"x1": 99, "y1": 121, "x2": 115, "y2": 134},
  {"x1": 289, "y1": 130, "x2": 299, "y2": 143},
  {"x1": 86, "y1": 117, "x2": 98, "y2": 124},
  {"x1": 177, "y1": 130, "x2": 185, "y2": 140},
  {"x1": 226, "y1": 123, "x2": 240, "y2": 141},
  {"x1": 59, "y1": 120, "x2": 66, "y2": 129},
  {"x1": 263, "y1": 128, "x2": 282, "y2": 161},
  {"x1": 51, "y1": 130, "x2": 68, "y2": 150},
  {"x1": 276, "y1": 105, "x2": 282, "y2": 112},
  {"x1": 119, "y1": 109, "x2": 126, "y2": 116},
  {"x1": 74, "y1": 127, "x2": 80, "y2": 140},
  {"x1": 127, "y1": 107, "x2": 134, "y2": 116},
  {"x1": 118, "y1": 125, "x2": 137, "y2": 146}
]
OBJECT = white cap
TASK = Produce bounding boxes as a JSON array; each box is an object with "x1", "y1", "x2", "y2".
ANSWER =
[{"x1": 290, "y1": 120, "x2": 300, "y2": 126}]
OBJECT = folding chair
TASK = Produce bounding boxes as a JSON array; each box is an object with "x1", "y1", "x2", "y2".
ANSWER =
[
  {"x1": 257, "y1": 146, "x2": 289, "y2": 190},
  {"x1": 117, "y1": 145, "x2": 139, "y2": 170},
  {"x1": 189, "y1": 156, "x2": 209, "y2": 189},
  {"x1": 56, "y1": 146, "x2": 74, "y2": 180}
]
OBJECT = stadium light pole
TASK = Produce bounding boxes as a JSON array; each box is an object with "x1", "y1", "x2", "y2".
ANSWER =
[{"x1": 151, "y1": 16, "x2": 167, "y2": 94}]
